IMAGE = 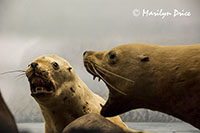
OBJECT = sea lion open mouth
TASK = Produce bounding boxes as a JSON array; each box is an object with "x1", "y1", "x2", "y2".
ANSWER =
[
  {"x1": 28, "y1": 76, "x2": 54, "y2": 97},
  {"x1": 26, "y1": 61, "x2": 56, "y2": 98},
  {"x1": 84, "y1": 59, "x2": 131, "y2": 116},
  {"x1": 84, "y1": 59, "x2": 133, "y2": 96}
]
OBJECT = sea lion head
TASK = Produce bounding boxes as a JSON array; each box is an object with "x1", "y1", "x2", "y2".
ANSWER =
[
  {"x1": 26, "y1": 55, "x2": 74, "y2": 105},
  {"x1": 83, "y1": 44, "x2": 152, "y2": 117}
]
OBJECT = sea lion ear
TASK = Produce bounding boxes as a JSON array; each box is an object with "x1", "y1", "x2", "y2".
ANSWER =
[
  {"x1": 137, "y1": 55, "x2": 149, "y2": 62},
  {"x1": 68, "y1": 67, "x2": 72, "y2": 71}
]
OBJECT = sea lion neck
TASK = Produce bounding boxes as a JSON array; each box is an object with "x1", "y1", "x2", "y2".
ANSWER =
[
  {"x1": 37, "y1": 75, "x2": 97, "y2": 132},
  {"x1": 37, "y1": 84, "x2": 90, "y2": 132},
  {"x1": 39, "y1": 105, "x2": 79, "y2": 132}
]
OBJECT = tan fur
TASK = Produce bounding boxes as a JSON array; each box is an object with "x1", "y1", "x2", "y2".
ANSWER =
[
  {"x1": 26, "y1": 55, "x2": 134, "y2": 133},
  {"x1": 83, "y1": 44, "x2": 200, "y2": 129}
]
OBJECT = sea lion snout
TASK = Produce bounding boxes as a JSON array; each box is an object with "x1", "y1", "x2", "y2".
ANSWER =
[
  {"x1": 83, "y1": 51, "x2": 105, "y2": 62},
  {"x1": 83, "y1": 51, "x2": 96, "y2": 65},
  {"x1": 83, "y1": 51, "x2": 95, "y2": 57},
  {"x1": 30, "y1": 62, "x2": 38, "y2": 69},
  {"x1": 83, "y1": 51, "x2": 88, "y2": 56}
]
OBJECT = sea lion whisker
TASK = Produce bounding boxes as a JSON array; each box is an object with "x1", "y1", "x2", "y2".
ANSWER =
[
  {"x1": 15, "y1": 73, "x2": 26, "y2": 79},
  {"x1": 91, "y1": 63, "x2": 126, "y2": 96},
  {"x1": 15, "y1": 74, "x2": 26, "y2": 80},
  {"x1": 86, "y1": 63, "x2": 97, "y2": 76},
  {"x1": 91, "y1": 62, "x2": 135, "y2": 84},
  {"x1": 0, "y1": 70, "x2": 26, "y2": 76}
]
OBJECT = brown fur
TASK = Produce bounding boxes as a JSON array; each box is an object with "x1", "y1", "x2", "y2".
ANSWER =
[
  {"x1": 83, "y1": 44, "x2": 200, "y2": 129},
  {"x1": 26, "y1": 55, "x2": 133, "y2": 133},
  {"x1": 0, "y1": 92, "x2": 18, "y2": 132}
]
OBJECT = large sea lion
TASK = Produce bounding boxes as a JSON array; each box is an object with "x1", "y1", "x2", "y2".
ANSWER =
[
  {"x1": 83, "y1": 43, "x2": 200, "y2": 129},
  {"x1": 25, "y1": 55, "x2": 138, "y2": 133},
  {"x1": 0, "y1": 91, "x2": 18, "y2": 133}
]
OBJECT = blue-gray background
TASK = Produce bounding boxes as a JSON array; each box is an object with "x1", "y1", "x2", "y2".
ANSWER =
[{"x1": 0, "y1": 0, "x2": 199, "y2": 126}]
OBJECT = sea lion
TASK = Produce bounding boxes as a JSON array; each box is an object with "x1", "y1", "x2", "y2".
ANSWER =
[
  {"x1": 25, "y1": 55, "x2": 137, "y2": 133},
  {"x1": 0, "y1": 91, "x2": 18, "y2": 133},
  {"x1": 83, "y1": 43, "x2": 200, "y2": 129},
  {"x1": 63, "y1": 113, "x2": 144, "y2": 133}
]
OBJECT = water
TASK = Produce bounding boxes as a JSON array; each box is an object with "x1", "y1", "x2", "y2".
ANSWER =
[
  {"x1": 126, "y1": 122, "x2": 200, "y2": 133},
  {"x1": 17, "y1": 123, "x2": 44, "y2": 133},
  {"x1": 17, "y1": 122, "x2": 200, "y2": 133}
]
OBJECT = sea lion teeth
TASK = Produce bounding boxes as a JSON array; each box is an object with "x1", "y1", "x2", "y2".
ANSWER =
[
  {"x1": 25, "y1": 55, "x2": 136, "y2": 133},
  {"x1": 32, "y1": 91, "x2": 37, "y2": 94},
  {"x1": 35, "y1": 87, "x2": 43, "y2": 93},
  {"x1": 83, "y1": 43, "x2": 200, "y2": 129},
  {"x1": 31, "y1": 87, "x2": 36, "y2": 92}
]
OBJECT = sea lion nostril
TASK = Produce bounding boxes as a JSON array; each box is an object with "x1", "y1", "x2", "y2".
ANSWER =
[
  {"x1": 83, "y1": 51, "x2": 88, "y2": 56},
  {"x1": 31, "y1": 62, "x2": 38, "y2": 69}
]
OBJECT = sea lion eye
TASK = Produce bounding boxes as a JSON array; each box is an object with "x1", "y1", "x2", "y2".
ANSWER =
[
  {"x1": 108, "y1": 51, "x2": 116, "y2": 59},
  {"x1": 52, "y1": 62, "x2": 59, "y2": 70}
]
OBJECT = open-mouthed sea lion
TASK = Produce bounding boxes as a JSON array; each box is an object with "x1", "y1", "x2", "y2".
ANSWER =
[
  {"x1": 83, "y1": 43, "x2": 200, "y2": 129},
  {"x1": 25, "y1": 55, "x2": 139, "y2": 133}
]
